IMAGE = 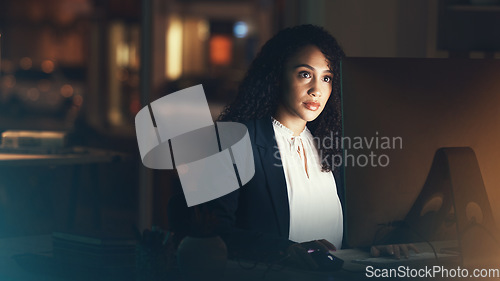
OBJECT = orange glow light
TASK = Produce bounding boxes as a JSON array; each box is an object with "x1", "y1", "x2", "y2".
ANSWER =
[
  {"x1": 209, "y1": 35, "x2": 232, "y2": 66},
  {"x1": 41, "y1": 60, "x2": 55, "y2": 73},
  {"x1": 60, "y1": 84, "x2": 74, "y2": 97},
  {"x1": 129, "y1": 98, "x2": 141, "y2": 115}
]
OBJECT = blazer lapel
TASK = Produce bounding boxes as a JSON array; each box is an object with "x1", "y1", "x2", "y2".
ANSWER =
[{"x1": 254, "y1": 118, "x2": 290, "y2": 238}]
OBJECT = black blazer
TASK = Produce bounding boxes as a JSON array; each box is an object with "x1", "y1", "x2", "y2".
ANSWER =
[{"x1": 205, "y1": 117, "x2": 345, "y2": 259}]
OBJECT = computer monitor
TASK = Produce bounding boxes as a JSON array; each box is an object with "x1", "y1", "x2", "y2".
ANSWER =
[{"x1": 340, "y1": 58, "x2": 500, "y2": 258}]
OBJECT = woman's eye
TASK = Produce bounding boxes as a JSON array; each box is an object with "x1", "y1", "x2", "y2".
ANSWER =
[
  {"x1": 323, "y1": 76, "x2": 332, "y2": 83},
  {"x1": 299, "y1": 71, "x2": 311, "y2": 78}
]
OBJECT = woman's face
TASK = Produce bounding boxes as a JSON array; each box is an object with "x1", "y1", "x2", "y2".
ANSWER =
[{"x1": 276, "y1": 45, "x2": 333, "y2": 127}]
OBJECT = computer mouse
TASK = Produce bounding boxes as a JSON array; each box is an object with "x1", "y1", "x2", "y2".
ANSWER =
[{"x1": 308, "y1": 250, "x2": 344, "y2": 271}]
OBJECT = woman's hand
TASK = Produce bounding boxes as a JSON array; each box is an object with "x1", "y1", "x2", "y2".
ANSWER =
[
  {"x1": 370, "y1": 244, "x2": 419, "y2": 259},
  {"x1": 285, "y1": 239, "x2": 336, "y2": 270}
]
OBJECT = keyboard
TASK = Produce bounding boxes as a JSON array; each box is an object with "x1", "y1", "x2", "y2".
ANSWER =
[{"x1": 352, "y1": 252, "x2": 459, "y2": 267}]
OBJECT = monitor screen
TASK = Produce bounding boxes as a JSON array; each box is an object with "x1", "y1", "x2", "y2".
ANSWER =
[{"x1": 341, "y1": 58, "x2": 500, "y2": 249}]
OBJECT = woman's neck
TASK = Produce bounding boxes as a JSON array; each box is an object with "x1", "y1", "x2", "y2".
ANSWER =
[{"x1": 272, "y1": 112, "x2": 307, "y2": 136}]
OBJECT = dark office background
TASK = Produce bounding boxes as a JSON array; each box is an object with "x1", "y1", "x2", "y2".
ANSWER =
[{"x1": 0, "y1": 0, "x2": 499, "y2": 241}]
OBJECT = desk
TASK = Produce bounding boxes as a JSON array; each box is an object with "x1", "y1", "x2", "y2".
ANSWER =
[
  {"x1": 1, "y1": 235, "x2": 134, "y2": 281},
  {"x1": 0, "y1": 147, "x2": 129, "y2": 232},
  {"x1": 0, "y1": 235, "x2": 59, "y2": 281},
  {"x1": 224, "y1": 249, "x2": 370, "y2": 281},
  {"x1": 223, "y1": 241, "x2": 461, "y2": 281},
  {"x1": 1, "y1": 235, "x2": 364, "y2": 281},
  {"x1": 2, "y1": 235, "x2": 464, "y2": 281}
]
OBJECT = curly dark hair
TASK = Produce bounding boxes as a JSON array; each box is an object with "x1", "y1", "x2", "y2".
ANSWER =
[{"x1": 218, "y1": 24, "x2": 345, "y2": 172}]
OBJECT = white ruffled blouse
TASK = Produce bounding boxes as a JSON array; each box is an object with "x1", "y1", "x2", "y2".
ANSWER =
[{"x1": 272, "y1": 117, "x2": 343, "y2": 248}]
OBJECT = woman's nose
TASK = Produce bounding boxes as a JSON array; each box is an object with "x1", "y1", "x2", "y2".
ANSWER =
[{"x1": 308, "y1": 84, "x2": 322, "y2": 97}]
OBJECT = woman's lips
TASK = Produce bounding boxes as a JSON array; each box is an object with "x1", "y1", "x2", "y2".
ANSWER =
[{"x1": 303, "y1": 101, "x2": 321, "y2": 111}]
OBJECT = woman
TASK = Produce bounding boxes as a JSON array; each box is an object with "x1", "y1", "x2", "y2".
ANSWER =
[{"x1": 205, "y1": 24, "x2": 414, "y2": 269}]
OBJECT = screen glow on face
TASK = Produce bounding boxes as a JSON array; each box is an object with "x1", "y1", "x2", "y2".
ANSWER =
[{"x1": 276, "y1": 45, "x2": 333, "y2": 130}]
